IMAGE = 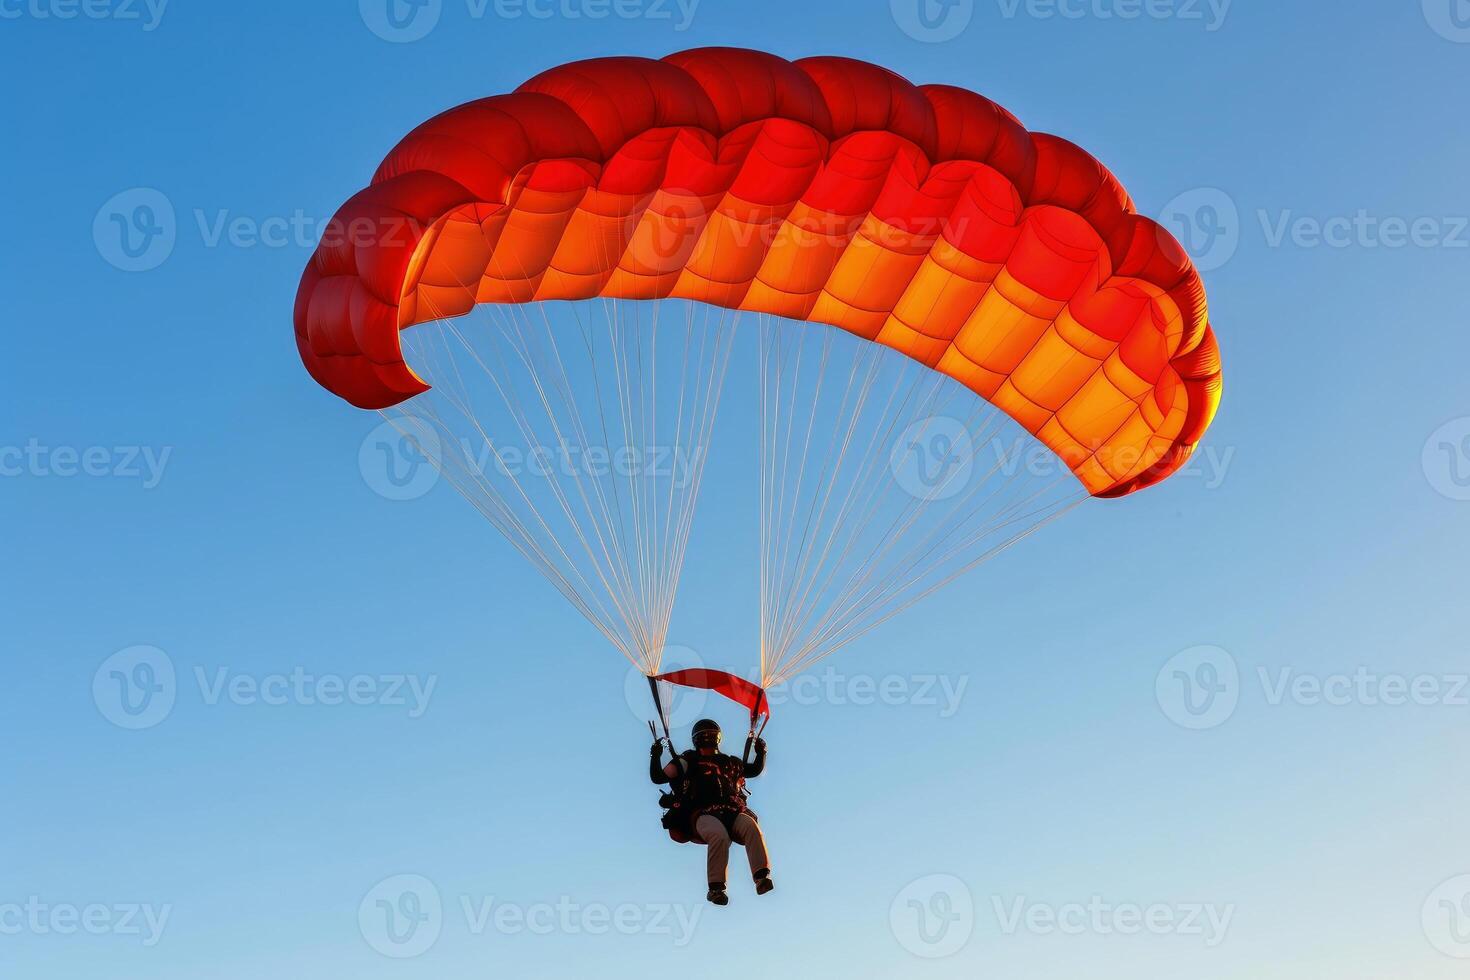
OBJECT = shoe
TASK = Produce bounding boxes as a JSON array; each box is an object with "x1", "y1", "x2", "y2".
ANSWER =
[
  {"x1": 707, "y1": 885, "x2": 728, "y2": 906},
  {"x1": 755, "y1": 877, "x2": 774, "y2": 896}
]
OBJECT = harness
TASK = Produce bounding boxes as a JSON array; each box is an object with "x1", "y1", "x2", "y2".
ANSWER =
[
  {"x1": 679, "y1": 750, "x2": 749, "y2": 813},
  {"x1": 657, "y1": 750, "x2": 757, "y2": 843}
]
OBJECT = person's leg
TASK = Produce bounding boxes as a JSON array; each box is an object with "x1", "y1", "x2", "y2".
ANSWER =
[
  {"x1": 695, "y1": 815, "x2": 731, "y2": 889},
  {"x1": 730, "y1": 813, "x2": 770, "y2": 881}
]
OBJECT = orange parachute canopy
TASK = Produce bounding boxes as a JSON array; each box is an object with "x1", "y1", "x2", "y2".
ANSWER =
[{"x1": 295, "y1": 47, "x2": 1220, "y2": 496}]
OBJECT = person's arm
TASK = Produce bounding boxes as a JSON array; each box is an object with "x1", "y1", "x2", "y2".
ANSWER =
[
  {"x1": 650, "y1": 741, "x2": 671, "y2": 784},
  {"x1": 651, "y1": 743, "x2": 685, "y2": 784},
  {"x1": 744, "y1": 737, "x2": 767, "y2": 777}
]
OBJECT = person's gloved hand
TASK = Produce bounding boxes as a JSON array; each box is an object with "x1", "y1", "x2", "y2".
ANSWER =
[
  {"x1": 650, "y1": 739, "x2": 664, "y2": 757},
  {"x1": 753, "y1": 737, "x2": 767, "y2": 753}
]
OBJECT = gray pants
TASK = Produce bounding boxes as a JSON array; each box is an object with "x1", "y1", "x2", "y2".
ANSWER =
[{"x1": 696, "y1": 812, "x2": 768, "y2": 885}]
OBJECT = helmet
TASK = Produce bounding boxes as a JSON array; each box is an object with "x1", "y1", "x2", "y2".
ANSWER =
[{"x1": 691, "y1": 718, "x2": 722, "y2": 748}]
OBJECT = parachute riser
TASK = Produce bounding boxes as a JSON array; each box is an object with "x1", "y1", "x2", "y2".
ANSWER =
[
  {"x1": 741, "y1": 689, "x2": 769, "y2": 767},
  {"x1": 647, "y1": 674, "x2": 675, "y2": 754}
]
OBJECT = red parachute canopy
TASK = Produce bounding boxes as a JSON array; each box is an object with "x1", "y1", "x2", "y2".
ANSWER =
[{"x1": 295, "y1": 47, "x2": 1221, "y2": 497}]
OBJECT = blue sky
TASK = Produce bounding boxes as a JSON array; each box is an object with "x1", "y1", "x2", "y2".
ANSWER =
[{"x1": 4, "y1": 2, "x2": 1470, "y2": 978}]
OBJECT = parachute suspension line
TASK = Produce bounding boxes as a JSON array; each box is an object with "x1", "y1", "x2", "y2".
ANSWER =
[
  {"x1": 387, "y1": 295, "x2": 628, "y2": 643},
  {"x1": 794, "y1": 404, "x2": 1044, "y2": 642},
  {"x1": 387, "y1": 292, "x2": 643, "y2": 662},
  {"x1": 759, "y1": 322, "x2": 894, "y2": 680},
  {"x1": 657, "y1": 298, "x2": 735, "y2": 662},
  {"x1": 766, "y1": 356, "x2": 952, "y2": 676},
  {"x1": 756, "y1": 321, "x2": 1086, "y2": 689},
  {"x1": 481, "y1": 208, "x2": 658, "y2": 665},
  {"x1": 382, "y1": 219, "x2": 736, "y2": 676},
  {"x1": 759, "y1": 315, "x2": 826, "y2": 682},
  {"x1": 767, "y1": 330, "x2": 883, "y2": 673},
  {"x1": 577, "y1": 195, "x2": 739, "y2": 677},
  {"x1": 776, "y1": 482, "x2": 1084, "y2": 683},
  {"x1": 456, "y1": 309, "x2": 651, "y2": 654},
  {"x1": 771, "y1": 334, "x2": 955, "y2": 670}
]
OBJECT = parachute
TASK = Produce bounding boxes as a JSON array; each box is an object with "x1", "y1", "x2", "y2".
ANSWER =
[{"x1": 295, "y1": 48, "x2": 1222, "y2": 720}]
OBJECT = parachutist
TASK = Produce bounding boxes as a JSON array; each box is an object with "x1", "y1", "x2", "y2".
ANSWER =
[
  {"x1": 651, "y1": 719, "x2": 773, "y2": 904},
  {"x1": 299, "y1": 49, "x2": 1224, "y2": 888}
]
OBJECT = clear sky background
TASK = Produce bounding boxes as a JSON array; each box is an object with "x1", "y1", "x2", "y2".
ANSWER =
[{"x1": 4, "y1": 2, "x2": 1470, "y2": 978}]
